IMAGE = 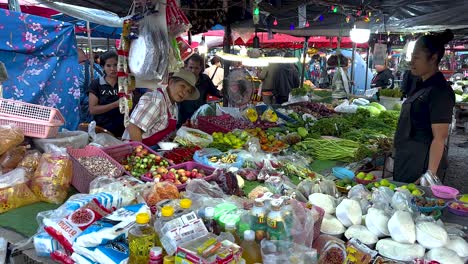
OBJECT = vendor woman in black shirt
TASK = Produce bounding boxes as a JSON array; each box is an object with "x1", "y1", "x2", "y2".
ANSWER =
[
  {"x1": 393, "y1": 30, "x2": 455, "y2": 183},
  {"x1": 88, "y1": 51, "x2": 125, "y2": 137}
]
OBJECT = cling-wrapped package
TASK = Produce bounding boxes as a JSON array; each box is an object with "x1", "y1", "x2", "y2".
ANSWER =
[
  {"x1": 0, "y1": 168, "x2": 39, "y2": 213},
  {"x1": 0, "y1": 125, "x2": 24, "y2": 156}
]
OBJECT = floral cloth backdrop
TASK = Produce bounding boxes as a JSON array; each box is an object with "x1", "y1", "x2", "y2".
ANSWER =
[{"x1": 0, "y1": 10, "x2": 81, "y2": 130}]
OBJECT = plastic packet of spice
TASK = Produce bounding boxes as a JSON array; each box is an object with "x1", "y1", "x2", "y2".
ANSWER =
[
  {"x1": 44, "y1": 198, "x2": 112, "y2": 253},
  {"x1": 317, "y1": 240, "x2": 347, "y2": 264},
  {"x1": 344, "y1": 238, "x2": 377, "y2": 264},
  {"x1": 74, "y1": 203, "x2": 149, "y2": 248}
]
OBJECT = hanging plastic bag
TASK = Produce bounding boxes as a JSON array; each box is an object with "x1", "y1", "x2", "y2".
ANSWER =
[
  {"x1": 0, "y1": 125, "x2": 24, "y2": 156},
  {"x1": 129, "y1": 14, "x2": 169, "y2": 81},
  {"x1": 0, "y1": 168, "x2": 39, "y2": 213},
  {"x1": 30, "y1": 145, "x2": 73, "y2": 204},
  {"x1": 174, "y1": 126, "x2": 213, "y2": 148}
]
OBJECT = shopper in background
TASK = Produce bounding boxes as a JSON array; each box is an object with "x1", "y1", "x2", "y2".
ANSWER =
[
  {"x1": 393, "y1": 29, "x2": 455, "y2": 183},
  {"x1": 78, "y1": 48, "x2": 103, "y2": 124},
  {"x1": 327, "y1": 54, "x2": 351, "y2": 100},
  {"x1": 204, "y1": 56, "x2": 224, "y2": 92},
  {"x1": 273, "y1": 62, "x2": 300, "y2": 104},
  {"x1": 372, "y1": 63, "x2": 395, "y2": 100},
  {"x1": 178, "y1": 54, "x2": 222, "y2": 127},
  {"x1": 88, "y1": 51, "x2": 125, "y2": 137},
  {"x1": 259, "y1": 63, "x2": 279, "y2": 105}
]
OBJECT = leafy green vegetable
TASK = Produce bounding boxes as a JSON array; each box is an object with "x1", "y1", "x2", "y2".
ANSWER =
[
  {"x1": 294, "y1": 138, "x2": 361, "y2": 162},
  {"x1": 309, "y1": 117, "x2": 352, "y2": 137},
  {"x1": 291, "y1": 87, "x2": 308, "y2": 96},
  {"x1": 454, "y1": 90, "x2": 463, "y2": 95},
  {"x1": 380, "y1": 89, "x2": 403, "y2": 98}
]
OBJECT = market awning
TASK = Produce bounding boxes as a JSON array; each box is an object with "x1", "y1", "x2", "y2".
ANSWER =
[{"x1": 52, "y1": 13, "x2": 121, "y2": 39}]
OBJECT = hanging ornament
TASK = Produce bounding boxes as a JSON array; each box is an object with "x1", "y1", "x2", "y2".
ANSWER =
[
  {"x1": 305, "y1": 21, "x2": 310, "y2": 27},
  {"x1": 290, "y1": 23, "x2": 295, "y2": 30},
  {"x1": 345, "y1": 15, "x2": 350, "y2": 23},
  {"x1": 273, "y1": 19, "x2": 278, "y2": 26}
]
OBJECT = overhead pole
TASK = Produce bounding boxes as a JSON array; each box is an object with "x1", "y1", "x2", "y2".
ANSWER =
[
  {"x1": 87, "y1": 21, "x2": 94, "y2": 80},
  {"x1": 222, "y1": 24, "x2": 232, "y2": 106},
  {"x1": 8, "y1": 0, "x2": 20, "y2": 12},
  {"x1": 300, "y1": 36, "x2": 310, "y2": 89}
]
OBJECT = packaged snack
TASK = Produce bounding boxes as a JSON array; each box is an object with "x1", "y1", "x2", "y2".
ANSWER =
[
  {"x1": 0, "y1": 146, "x2": 27, "y2": 173},
  {"x1": 345, "y1": 238, "x2": 377, "y2": 264},
  {"x1": 31, "y1": 146, "x2": 73, "y2": 204},
  {"x1": 0, "y1": 168, "x2": 39, "y2": 213},
  {"x1": 144, "y1": 181, "x2": 179, "y2": 208},
  {"x1": 318, "y1": 240, "x2": 347, "y2": 264},
  {"x1": 0, "y1": 125, "x2": 24, "y2": 156},
  {"x1": 44, "y1": 199, "x2": 112, "y2": 252},
  {"x1": 17, "y1": 150, "x2": 42, "y2": 178}
]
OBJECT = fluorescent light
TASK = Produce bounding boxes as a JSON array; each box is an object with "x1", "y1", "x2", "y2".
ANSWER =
[
  {"x1": 405, "y1": 40, "x2": 416, "y2": 62},
  {"x1": 350, "y1": 22, "x2": 370, "y2": 44},
  {"x1": 242, "y1": 58, "x2": 269, "y2": 67}
]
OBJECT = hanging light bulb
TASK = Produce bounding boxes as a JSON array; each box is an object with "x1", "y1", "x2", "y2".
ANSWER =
[
  {"x1": 400, "y1": 35, "x2": 404, "y2": 42},
  {"x1": 253, "y1": 4, "x2": 260, "y2": 24},
  {"x1": 376, "y1": 18, "x2": 380, "y2": 22},
  {"x1": 305, "y1": 21, "x2": 310, "y2": 27},
  {"x1": 254, "y1": 6, "x2": 260, "y2": 15},
  {"x1": 273, "y1": 19, "x2": 278, "y2": 26},
  {"x1": 387, "y1": 31, "x2": 390, "y2": 35},
  {"x1": 345, "y1": 15, "x2": 350, "y2": 23},
  {"x1": 290, "y1": 23, "x2": 295, "y2": 30},
  {"x1": 331, "y1": 5, "x2": 335, "y2": 11},
  {"x1": 319, "y1": 15, "x2": 324, "y2": 21},
  {"x1": 387, "y1": 36, "x2": 391, "y2": 42},
  {"x1": 356, "y1": 10, "x2": 362, "y2": 16},
  {"x1": 364, "y1": 16, "x2": 370, "y2": 22},
  {"x1": 350, "y1": 21, "x2": 371, "y2": 44},
  {"x1": 333, "y1": 6, "x2": 338, "y2": 13},
  {"x1": 368, "y1": 11, "x2": 372, "y2": 17}
]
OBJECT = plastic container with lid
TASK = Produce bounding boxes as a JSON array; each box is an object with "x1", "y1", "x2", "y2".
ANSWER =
[
  {"x1": 149, "y1": 246, "x2": 163, "y2": 264},
  {"x1": 128, "y1": 213, "x2": 157, "y2": 264},
  {"x1": 240, "y1": 230, "x2": 262, "y2": 263},
  {"x1": 203, "y1": 207, "x2": 220, "y2": 235}
]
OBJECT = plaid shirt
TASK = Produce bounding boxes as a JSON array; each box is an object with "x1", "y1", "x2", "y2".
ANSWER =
[{"x1": 122, "y1": 89, "x2": 177, "y2": 140}]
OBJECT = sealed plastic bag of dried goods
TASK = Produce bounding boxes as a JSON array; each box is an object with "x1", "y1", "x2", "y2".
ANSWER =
[
  {"x1": 336, "y1": 198, "x2": 362, "y2": 227},
  {"x1": 365, "y1": 207, "x2": 390, "y2": 237},
  {"x1": 415, "y1": 221, "x2": 448, "y2": 249},
  {"x1": 0, "y1": 168, "x2": 39, "y2": 213},
  {"x1": 17, "y1": 150, "x2": 42, "y2": 179},
  {"x1": 425, "y1": 247, "x2": 464, "y2": 264},
  {"x1": 376, "y1": 239, "x2": 425, "y2": 261},
  {"x1": 143, "y1": 181, "x2": 179, "y2": 208},
  {"x1": 387, "y1": 210, "x2": 415, "y2": 244},
  {"x1": 0, "y1": 146, "x2": 26, "y2": 173},
  {"x1": 0, "y1": 125, "x2": 24, "y2": 156},
  {"x1": 344, "y1": 225, "x2": 378, "y2": 247},
  {"x1": 30, "y1": 145, "x2": 73, "y2": 204}
]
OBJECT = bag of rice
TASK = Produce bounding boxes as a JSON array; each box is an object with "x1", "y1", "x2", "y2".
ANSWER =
[
  {"x1": 387, "y1": 210, "x2": 415, "y2": 244},
  {"x1": 425, "y1": 248, "x2": 464, "y2": 264},
  {"x1": 415, "y1": 221, "x2": 448, "y2": 249},
  {"x1": 365, "y1": 208, "x2": 390, "y2": 237},
  {"x1": 336, "y1": 199, "x2": 362, "y2": 227},
  {"x1": 376, "y1": 238, "x2": 425, "y2": 261},
  {"x1": 344, "y1": 225, "x2": 378, "y2": 247},
  {"x1": 308, "y1": 193, "x2": 336, "y2": 214},
  {"x1": 320, "y1": 214, "x2": 345, "y2": 236}
]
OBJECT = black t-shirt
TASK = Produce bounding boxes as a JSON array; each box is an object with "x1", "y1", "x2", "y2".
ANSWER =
[
  {"x1": 178, "y1": 73, "x2": 221, "y2": 126},
  {"x1": 88, "y1": 77, "x2": 125, "y2": 137},
  {"x1": 410, "y1": 72, "x2": 455, "y2": 140},
  {"x1": 372, "y1": 68, "x2": 394, "y2": 89}
]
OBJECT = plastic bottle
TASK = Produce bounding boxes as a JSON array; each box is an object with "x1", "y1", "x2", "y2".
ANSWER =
[
  {"x1": 148, "y1": 246, "x2": 163, "y2": 264},
  {"x1": 155, "y1": 205, "x2": 175, "y2": 233},
  {"x1": 240, "y1": 230, "x2": 262, "y2": 264},
  {"x1": 203, "y1": 207, "x2": 220, "y2": 235},
  {"x1": 266, "y1": 201, "x2": 287, "y2": 241},
  {"x1": 250, "y1": 198, "x2": 267, "y2": 241},
  {"x1": 128, "y1": 212, "x2": 156, "y2": 264},
  {"x1": 281, "y1": 199, "x2": 294, "y2": 240},
  {"x1": 225, "y1": 222, "x2": 241, "y2": 245}
]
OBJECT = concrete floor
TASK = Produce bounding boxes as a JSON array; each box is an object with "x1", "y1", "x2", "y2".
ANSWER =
[{"x1": 444, "y1": 129, "x2": 468, "y2": 194}]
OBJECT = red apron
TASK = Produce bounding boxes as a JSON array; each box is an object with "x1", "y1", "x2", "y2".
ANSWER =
[{"x1": 142, "y1": 89, "x2": 177, "y2": 147}]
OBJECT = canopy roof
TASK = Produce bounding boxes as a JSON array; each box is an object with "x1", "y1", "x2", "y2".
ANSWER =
[{"x1": 37, "y1": 0, "x2": 468, "y2": 40}]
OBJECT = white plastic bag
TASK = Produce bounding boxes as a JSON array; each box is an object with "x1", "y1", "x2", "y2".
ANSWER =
[
  {"x1": 308, "y1": 193, "x2": 336, "y2": 215},
  {"x1": 335, "y1": 198, "x2": 362, "y2": 227},
  {"x1": 387, "y1": 210, "x2": 415, "y2": 244},
  {"x1": 88, "y1": 121, "x2": 123, "y2": 148},
  {"x1": 415, "y1": 221, "x2": 448, "y2": 249},
  {"x1": 320, "y1": 214, "x2": 345, "y2": 236},
  {"x1": 365, "y1": 208, "x2": 390, "y2": 237},
  {"x1": 334, "y1": 100, "x2": 358, "y2": 113},
  {"x1": 445, "y1": 236, "x2": 468, "y2": 258},
  {"x1": 425, "y1": 248, "x2": 464, "y2": 264},
  {"x1": 376, "y1": 239, "x2": 425, "y2": 261},
  {"x1": 420, "y1": 170, "x2": 442, "y2": 187},
  {"x1": 344, "y1": 225, "x2": 378, "y2": 246},
  {"x1": 174, "y1": 126, "x2": 213, "y2": 147}
]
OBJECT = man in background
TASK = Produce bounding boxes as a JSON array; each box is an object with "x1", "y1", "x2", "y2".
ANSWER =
[
  {"x1": 178, "y1": 54, "x2": 222, "y2": 127},
  {"x1": 78, "y1": 48, "x2": 104, "y2": 124},
  {"x1": 372, "y1": 63, "x2": 394, "y2": 101},
  {"x1": 204, "y1": 56, "x2": 224, "y2": 92}
]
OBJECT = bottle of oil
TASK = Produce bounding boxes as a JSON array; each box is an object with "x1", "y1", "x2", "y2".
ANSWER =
[
  {"x1": 240, "y1": 230, "x2": 262, "y2": 264},
  {"x1": 225, "y1": 222, "x2": 241, "y2": 245},
  {"x1": 250, "y1": 198, "x2": 267, "y2": 242},
  {"x1": 128, "y1": 212, "x2": 156, "y2": 264},
  {"x1": 266, "y1": 201, "x2": 286, "y2": 241}
]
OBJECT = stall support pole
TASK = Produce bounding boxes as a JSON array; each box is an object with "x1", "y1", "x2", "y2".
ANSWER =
[
  {"x1": 364, "y1": 47, "x2": 370, "y2": 92},
  {"x1": 300, "y1": 36, "x2": 310, "y2": 89},
  {"x1": 8, "y1": 0, "x2": 20, "y2": 11},
  {"x1": 350, "y1": 42, "x2": 357, "y2": 94},
  {"x1": 222, "y1": 24, "x2": 232, "y2": 107},
  {"x1": 87, "y1": 21, "x2": 94, "y2": 80}
]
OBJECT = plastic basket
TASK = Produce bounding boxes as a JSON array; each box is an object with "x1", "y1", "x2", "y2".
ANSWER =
[
  {"x1": 103, "y1": 142, "x2": 173, "y2": 177},
  {"x1": 0, "y1": 117, "x2": 61, "y2": 138},
  {"x1": 67, "y1": 146, "x2": 125, "y2": 193},
  {"x1": 0, "y1": 98, "x2": 64, "y2": 138}
]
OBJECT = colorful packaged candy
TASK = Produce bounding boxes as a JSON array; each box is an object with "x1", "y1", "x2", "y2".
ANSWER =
[{"x1": 0, "y1": 168, "x2": 39, "y2": 213}]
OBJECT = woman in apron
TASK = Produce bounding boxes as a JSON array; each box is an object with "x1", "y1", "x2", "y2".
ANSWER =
[
  {"x1": 123, "y1": 69, "x2": 199, "y2": 146},
  {"x1": 393, "y1": 30, "x2": 455, "y2": 183}
]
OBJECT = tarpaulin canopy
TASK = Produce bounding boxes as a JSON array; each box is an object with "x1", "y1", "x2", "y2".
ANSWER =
[
  {"x1": 0, "y1": 9, "x2": 81, "y2": 130},
  {"x1": 0, "y1": 0, "x2": 58, "y2": 17},
  {"x1": 52, "y1": 13, "x2": 121, "y2": 39}
]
